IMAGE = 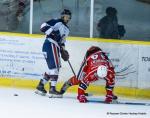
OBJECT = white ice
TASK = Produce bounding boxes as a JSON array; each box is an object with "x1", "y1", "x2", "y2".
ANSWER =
[{"x1": 0, "y1": 87, "x2": 150, "y2": 118}]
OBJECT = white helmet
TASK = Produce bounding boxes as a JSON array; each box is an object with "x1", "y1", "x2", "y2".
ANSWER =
[{"x1": 97, "y1": 65, "x2": 107, "y2": 78}]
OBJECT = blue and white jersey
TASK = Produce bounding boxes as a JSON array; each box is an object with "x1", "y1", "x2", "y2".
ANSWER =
[
  {"x1": 40, "y1": 18, "x2": 70, "y2": 47},
  {"x1": 41, "y1": 19, "x2": 70, "y2": 74}
]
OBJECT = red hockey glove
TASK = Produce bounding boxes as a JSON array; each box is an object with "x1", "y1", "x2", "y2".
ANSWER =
[
  {"x1": 77, "y1": 95, "x2": 87, "y2": 103},
  {"x1": 105, "y1": 95, "x2": 113, "y2": 104},
  {"x1": 105, "y1": 95, "x2": 118, "y2": 104}
]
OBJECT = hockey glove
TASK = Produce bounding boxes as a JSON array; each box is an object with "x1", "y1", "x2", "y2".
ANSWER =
[
  {"x1": 105, "y1": 95, "x2": 113, "y2": 104},
  {"x1": 50, "y1": 31, "x2": 62, "y2": 41},
  {"x1": 60, "y1": 49, "x2": 69, "y2": 61},
  {"x1": 105, "y1": 95, "x2": 118, "y2": 104},
  {"x1": 77, "y1": 95, "x2": 87, "y2": 103}
]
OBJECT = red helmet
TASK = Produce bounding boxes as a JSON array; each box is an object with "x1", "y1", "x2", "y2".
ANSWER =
[{"x1": 86, "y1": 46, "x2": 101, "y2": 58}]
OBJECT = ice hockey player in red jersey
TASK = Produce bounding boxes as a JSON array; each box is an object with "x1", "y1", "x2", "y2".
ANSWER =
[{"x1": 59, "y1": 46, "x2": 117, "y2": 103}]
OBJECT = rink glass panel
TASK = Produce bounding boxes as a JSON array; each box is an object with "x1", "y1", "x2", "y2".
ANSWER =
[
  {"x1": 93, "y1": 0, "x2": 150, "y2": 41},
  {"x1": 0, "y1": 0, "x2": 30, "y2": 33},
  {"x1": 32, "y1": 0, "x2": 90, "y2": 37},
  {"x1": 0, "y1": 0, "x2": 150, "y2": 41}
]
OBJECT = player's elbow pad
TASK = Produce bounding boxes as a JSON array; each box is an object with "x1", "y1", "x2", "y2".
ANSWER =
[{"x1": 40, "y1": 23, "x2": 52, "y2": 34}]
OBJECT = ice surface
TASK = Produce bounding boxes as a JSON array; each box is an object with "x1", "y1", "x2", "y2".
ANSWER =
[{"x1": 0, "y1": 87, "x2": 150, "y2": 118}]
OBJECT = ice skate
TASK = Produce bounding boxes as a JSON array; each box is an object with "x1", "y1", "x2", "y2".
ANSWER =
[
  {"x1": 48, "y1": 87, "x2": 62, "y2": 98},
  {"x1": 105, "y1": 94, "x2": 118, "y2": 104},
  {"x1": 35, "y1": 80, "x2": 47, "y2": 96},
  {"x1": 35, "y1": 87, "x2": 47, "y2": 96},
  {"x1": 112, "y1": 95, "x2": 118, "y2": 103}
]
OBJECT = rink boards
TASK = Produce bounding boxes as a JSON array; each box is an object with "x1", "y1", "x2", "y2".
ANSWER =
[{"x1": 0, "y1": 32, "x2": 150, "y2": 99}]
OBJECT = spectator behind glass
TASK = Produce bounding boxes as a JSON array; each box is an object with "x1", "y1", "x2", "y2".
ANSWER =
[{"x1": 97, "y1": 7, "x2": 125, "y2": 39}]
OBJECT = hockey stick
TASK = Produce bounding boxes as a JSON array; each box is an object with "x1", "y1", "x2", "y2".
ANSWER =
[
  {"x1": 88, "y1": 99, "x2": 150, "y2": 106},
  {"x1": 67, "y1": 60, "x2": 92, "y2": 96},
  {"x1": 68, "y1": 60, "x2": 76, "y2": 76}
]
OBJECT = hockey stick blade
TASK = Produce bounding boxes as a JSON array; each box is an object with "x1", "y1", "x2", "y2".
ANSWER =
[{"x1": 88, "y1": 99, "x2": 150, "y2": 106}]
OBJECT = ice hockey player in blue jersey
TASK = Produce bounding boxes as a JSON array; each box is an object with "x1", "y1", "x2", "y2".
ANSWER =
[{"x1": 35, "y1": 9, "x2": 71, "y2": 98}]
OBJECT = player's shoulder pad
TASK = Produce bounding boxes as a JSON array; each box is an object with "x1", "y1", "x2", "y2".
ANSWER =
[{"x1": 46, "y1": 19, "x2": 62, "y2": 26}]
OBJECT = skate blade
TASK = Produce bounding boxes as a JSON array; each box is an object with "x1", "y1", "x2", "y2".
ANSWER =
[
  {"x1": 35, "y1": 90, "x2": 46, "y2": 96},
  {"x1": 48, "y1": 93, "x2": 63, "y2": 98}
]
